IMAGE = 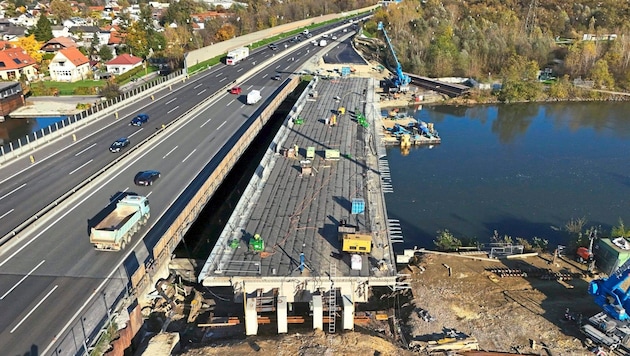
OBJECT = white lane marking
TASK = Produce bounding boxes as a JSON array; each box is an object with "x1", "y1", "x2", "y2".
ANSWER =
[
  {"x1": 162, "y1": 146, "x2": 178, "y2": 159},
  {"x1": 285, "y1": 65, "x2": 290, "y2": 70},
  {"x1": 167, "y1": 106, "x2": 180, "y2": 114},
  {"x1": 275, "y1": 65, "x2": 281, "y2": 69},
  {"x1": 0, "y1": 209, "x2": 14, "y2": 220},
  {"x1": 182, "y1": 149, "x2": 196, "y2": 163},
  {"x1": 74, "y1": 143, "x2": 96, "y2": 157},
  {"x1": 165, "y1": 97, "x2": 177, "y2": 105},
  {"x1": 262, "y1": 74, "x2": 268, "y2": 78},
  {"x1": 227, "y1": 99, "x2": 235, "y2": 106},
  {"x1": 215, "y1": 73, "x2": 222, "y2": 77},
  {"x1": 11, "y1": 284, "x2": 58, "y2": 333},
  {"x1": 193, "y1": 83, "x2": 202, "y2": 89},
  {"x1": 128, "y1": 128, "x2": 143, "y2": 138},
  {"x1": 146, "y1": 191, "x2": 153, "y2": 198},
  {"x1": 216, "y1": 121, "x2": 226, "y2": 130},
  {"x1": 197, "y1": 89, "x2": 207, "y2": 96},
  {"x1": 237, "y1": 68, "x2": 243, "y2": 72},
  {"x1": 200, "y1": 118, "x2": 212, "y2": 128},
  {"x1": 0, "y1": 183, "x2": 26, "y2": 202},
  {"x1": 0, "y1": 260, "x2": 45, "y2": 300},
  {"x1": 68, "y1": 160, "x2": 93, "y2": 175},
  {"x1": 219, "y1": 77, "x2": 226, "y2": 82},
  {"x1": 110, "y1": 187, "x2": 129, "y2": 203},
  {"x1": 296, "y1": 52, "x2": 301, "y2": 55},
  {"x1": 241, "y1": 104, "x2": 245, "y2": 109},
  {"x1": 247, "y1": 85, "x2": 253, "y2": 90}
]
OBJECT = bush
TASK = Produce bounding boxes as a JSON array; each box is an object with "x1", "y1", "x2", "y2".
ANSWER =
[
  {"x1": 114, "y1": 66, "x2": 145, "y2": 84},
  {"x1": 73, "y1": 86, "x2": 97, "y2": 95},
  {"x1": 99, "y1": 82, "x2": 122, "y2": 99},
  {"x1": 433, "y1": 229, "x2": 462, "y2": 251}
]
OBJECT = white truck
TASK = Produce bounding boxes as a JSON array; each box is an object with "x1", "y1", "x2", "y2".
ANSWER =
[
  {"x1": 247, "y1": 90, "x2": 262, "y2": 105},
  {"x1": 226, "y1": 47, "x2": 249, "y2": 65},
  {"x1": 319, "y1": 39, "x2": 327, "y2": 47},
  {"x1": 90, "y1": 195, "x2": 150, "y2": 251}
]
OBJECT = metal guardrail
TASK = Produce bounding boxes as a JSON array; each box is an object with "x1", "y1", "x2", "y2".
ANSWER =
[{"x1": 0, "y1": 69, "x2": 185, "y2": 164}]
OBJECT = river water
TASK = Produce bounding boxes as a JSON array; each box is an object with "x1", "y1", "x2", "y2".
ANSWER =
[{"x1": 384, "y1": 101, "x2": 630, "y2": 249}]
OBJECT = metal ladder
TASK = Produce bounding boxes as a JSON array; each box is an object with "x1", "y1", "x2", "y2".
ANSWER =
[{"x1": 328, "y1": 263, "x2": 337, "y2": 333}]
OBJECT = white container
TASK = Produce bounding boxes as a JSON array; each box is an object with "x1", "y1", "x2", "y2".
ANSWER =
[{"x1": 351, "y1": 254, "x2": 362, "y2": 271}]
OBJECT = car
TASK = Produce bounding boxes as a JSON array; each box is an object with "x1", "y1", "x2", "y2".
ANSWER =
[
  {"x1": 271, "y1": 74, "x2": 282, "y2": 81},
  {"x1": 130, "y1": 113, "x2": 149, "y2": 126},
  {"x1": 331, "y1": 36, "x2": 337, "y2": 40},
  {"x1": 268, "y1": 44, "x2": 278, "y2": 50},
  {"x1": 109, "y1": 137, "x2": 130, "y2": 152},
  {"x1": 230, "y1": 86, "x2": 242, "y2": 95},
  {"x1": 134, "y1": 170, "x2": 161, "y2": 186}
]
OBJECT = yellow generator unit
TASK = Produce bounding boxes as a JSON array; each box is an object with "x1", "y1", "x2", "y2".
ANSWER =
[{"x1": 342, "y1": 233, "x2": 372, "y2": 254}]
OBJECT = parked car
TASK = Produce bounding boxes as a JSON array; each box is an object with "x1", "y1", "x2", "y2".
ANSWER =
[
  {"x1": 130, "y1": 113, "x2": 149, "y2": 126},
  {"x1": 230, "y1": 86, "x2": 242, "y2": 95},
  {"x1": 271, "y1": 74, "x2": 282, "y2": 81},
  {"x1": 109, "y1": 137, "x2": 130, "y2": 152},
  {"x1": 134, "y1": 170, "x2": 161, "y2": 186}
]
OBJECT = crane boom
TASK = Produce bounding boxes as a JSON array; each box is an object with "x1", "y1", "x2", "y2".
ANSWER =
[{"x1": 377, "y1": 21, "x2": 411, "y2": 91}]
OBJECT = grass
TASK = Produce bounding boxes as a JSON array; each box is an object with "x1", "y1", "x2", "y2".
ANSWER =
[{"x1": 41, "y1": 80, "x2": 106, "y2": 96}]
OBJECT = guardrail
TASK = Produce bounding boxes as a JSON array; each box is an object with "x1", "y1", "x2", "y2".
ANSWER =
[{"x1": 0, "y1": 69, "x2": 185, "y2": 164}]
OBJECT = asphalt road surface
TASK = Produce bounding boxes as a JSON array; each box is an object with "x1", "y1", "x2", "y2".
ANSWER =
[{"x1": 0, "y1": 19, "x2": 362, "y2": 355}]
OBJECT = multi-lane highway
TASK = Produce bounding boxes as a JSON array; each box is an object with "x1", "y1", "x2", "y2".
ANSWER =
[{"x1": 0, "y1": 20, "x2": 362, "y2": 355}]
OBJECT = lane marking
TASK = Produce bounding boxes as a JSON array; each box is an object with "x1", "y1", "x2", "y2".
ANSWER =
[
  {"x1": 0, "y1": 183, "x2": 26, "y2": 202},
  {"x1": 10, "y1": 284, "x2": 58, "y2": 333},
  {"x1": 262, "y1": 74, "x2": 268, "y2": 78},
  {"x1": 197, "y1": 89, "x2": 207, "y2": 96},
  {"x1": 74, "y1": 143, "x2": 96, "y2": 157},
  {"x1": 128, "y1": 128, "x2": 143, "y2": 138},
  {"x1": 219, "y1": 77, "x2": 226, "y2": 82},
  {"x1": 227, "y1": 99, "x2": 235, "y2": 106},
  {"x1": 146, "y1": 191, "x2": 153, "y2": 198},
  {"x1": 162, "y1": 146, "x2": 178, "y2": 159},
  {"x1": 165, "y1": 97, "x2": 177, "y2": 105},
  {"x1": 237, "y1": 68, "x2": 243, "y2": 72},
  {"x1": 0, "y1": 259, "x2": 45, "y2": 300},
  {"x1": 182, "y1": 149, "x2": 196, "y2": 163},
  {"x1": 216, "y1": 121, "x2": 226, "y2": 130},
  {"x1": 0, "y1": 209, "x2": 14, "y2": 220},
  {"x1": 167, "y1": 106, "x2": 180, "y2": 114},
  {"x1": 193, "y1": 83, "x2": 202, "y2": 89},
  {"x1": 247, "y1": 85, "x2": 253, "y2": 90},
  {"x1": 215, "y1": 73, "x2": 222, "y2": 77},
  {"x1": 200, "y1": 118, "x2": 212, "y2": 128},
  {"x1": 68, "y1": 160, "x2": 93, "y2": 175},
  {"x1": 275, "y1": 65, "x2": 281, "y2": 69}
]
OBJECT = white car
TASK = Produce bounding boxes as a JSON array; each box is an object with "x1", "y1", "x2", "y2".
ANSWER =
[{"x1": 332, "y1": 36, "x2": 337, "y2": 40}]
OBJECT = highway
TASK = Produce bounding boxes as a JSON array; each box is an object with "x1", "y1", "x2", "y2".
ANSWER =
[{"x1": 0, "y1": 20, "x2": 361, "y2": 355}]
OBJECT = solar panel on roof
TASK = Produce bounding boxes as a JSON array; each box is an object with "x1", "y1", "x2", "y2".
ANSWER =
[{"x1": 12, "y1": 58, "x2": 21, "y2": 64}]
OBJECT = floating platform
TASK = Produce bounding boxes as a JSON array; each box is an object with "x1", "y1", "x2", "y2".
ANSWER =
[{"x1": 381, "y1": 116, "x2": 441, "y2": 146}]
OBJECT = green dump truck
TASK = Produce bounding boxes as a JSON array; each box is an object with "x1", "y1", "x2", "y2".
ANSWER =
[{"x1": 90, "y1": 195, "x2": 150, "y2": 251}]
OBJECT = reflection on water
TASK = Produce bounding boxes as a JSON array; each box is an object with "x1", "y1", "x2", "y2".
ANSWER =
[
  {"x1": 385, "y1": 102, "x2": 630, "y2": 248},
  {"x1": 0, "y1": 117, "x2": 67, "y2": 145}
]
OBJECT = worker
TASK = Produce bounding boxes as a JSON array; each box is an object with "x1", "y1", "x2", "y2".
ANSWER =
[{"x1": 254, "y1": 233, "x2": 261, "y2": 240}]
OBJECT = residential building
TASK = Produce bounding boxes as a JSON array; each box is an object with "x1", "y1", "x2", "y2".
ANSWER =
[
  {"x1": 41, "y1": 37, "x2": 79, "y2": 53},
  {"x1": 0, "y1": 47, "x2": 38, "y2": 81},
  {"x1": 49, "y1": 47, "x2": 90, "y2": 82},
  {"x1": 51, "y1": 25, "x2": 71, "y2": 38},
  {"x1": 0, "y1": 82, "x2": 25, "y2": 121},
  {"x1": 0, "y1": 19, "x2": 26, "y2": 41},
  {"x1": 69, "y1": 25, "x2": 101, "y2": 47},
  {"x1": 105, "y1": 53, "x2": 143, "y2": 75}
]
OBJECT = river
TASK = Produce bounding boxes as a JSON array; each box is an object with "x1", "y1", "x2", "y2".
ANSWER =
[{"x1": 384, "y1": 101, "x2": 630, "y2": 249}]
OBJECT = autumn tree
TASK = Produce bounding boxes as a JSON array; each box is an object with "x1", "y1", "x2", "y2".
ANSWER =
[
  {"x1": 589, "y1": 58, "x2": 615, "y2": 89},
  {"x1": 497, "y1": 54, "x2": 543, "y2": 102},
  {"x1": 50, "y1": 0, "x2": 74, "y2": 23},
  {"x1": 214, "y1": 23, "x2": 236, "y2": 42},
  {"x1": 125, "y1": 21, "x2": 150, "y2": 58},
  {"x1": 161, "y1": 26, "x2": 192, "y2": 59},
  {"x1": 16, "y1": 35, "x2": 43, "y2": 63},
  {"x1": 29, "y1": 15, "x2": 53, "y2": 42}
]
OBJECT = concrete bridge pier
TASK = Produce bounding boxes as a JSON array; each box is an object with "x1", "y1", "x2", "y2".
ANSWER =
[
  {"x1": 245, "y1": 298, "x2": 258, "y2": 336},
  {"x1": 313, "y1": 294, "x2": 323, "y2": 330},
  {"x1": 277, "y1": 296, "x2": 288, "y2": 333}
]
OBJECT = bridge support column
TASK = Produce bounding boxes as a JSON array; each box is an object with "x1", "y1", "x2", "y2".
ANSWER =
[
  {"x1": 245, "y1": 297, "x2": 258, "y2": 335},
  {"x1": 312, "y1": 294, "x2": 323, "y2": 330},
  {"x1": 342, "y1": 295, "x2": 354, "y2": 330},
  {"x1": 277, "y1": 296, "x2": 287, "y2": 334}
]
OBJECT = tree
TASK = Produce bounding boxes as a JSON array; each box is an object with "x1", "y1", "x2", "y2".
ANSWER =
[
  {"x1": 214, "y1": 23, "x2": 236, "y2": 42},
  {"x1": 125, "y1": 21, "x2": 150, "y2": 58},
  {"x1": 612, "y1": 219, "x2": 630, "y2": 238},
  {"x1": 16, "y1": 35, "x2": 43, "y2": 63},
  {"x1": 31, "y1": 15, "x2": 53, "y2": 42},
  {"x1": 433, "y1": 230, "x2": 462, "y2": 251},
  {"x1": 589, "y1": 58, "x2": 615, "y2": 89},
  {"x1": 99, "y1": 46, "x2": 114, "y2": 61},
  {"x1": 50, "y1": 0, "x2": 74, "y2": 23}
]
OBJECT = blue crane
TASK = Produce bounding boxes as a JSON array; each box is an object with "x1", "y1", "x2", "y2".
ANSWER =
[
  {"x1": 377, "y1": 21, "x2": 411, "y2": 90},
  {"x1": 589, "y1": 258, "x2": 630, "y2": 320}
]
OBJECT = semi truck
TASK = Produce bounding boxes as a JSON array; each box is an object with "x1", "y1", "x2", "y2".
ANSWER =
[
  {"x1": 226, "y1": 47, "x2": 249, "y2": 65},
  {"x1": 90, "y1": 195, "x2": 150, "y2": 251}
]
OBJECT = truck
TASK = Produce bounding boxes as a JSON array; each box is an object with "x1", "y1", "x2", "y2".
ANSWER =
[
  {"x1": 247, "y1": 90, "x2": 262, "y2": 105},
  {"x1": 319, "y1": 39, "x2": 327, "y2": 47},
  {"x1": 226, "y1": 47, "x2": 249, "y2": 65},
  {"x1": 90, "y1": 195, "x2": 150, "y2": 251}
]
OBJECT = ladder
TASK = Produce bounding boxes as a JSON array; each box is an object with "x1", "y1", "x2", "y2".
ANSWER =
[{"x1": 328, "y1": 263, "x2": 337, "y2": 333}]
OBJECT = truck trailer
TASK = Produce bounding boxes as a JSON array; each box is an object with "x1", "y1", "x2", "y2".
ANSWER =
[
  {"x1": 226, "y1": 47, "x2": 249, "y2": 65},
  {"x1": 90, "y1": 195, "x2": 150, "y2": 251}
]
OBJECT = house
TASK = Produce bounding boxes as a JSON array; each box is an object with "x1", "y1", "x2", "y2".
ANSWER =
[
  {"x1": 51, "y1": 25, "x2": 70, "y2": 38},
  {"x1": 69, "y1": 25, "x2": 101, "y2": 47},
  {"x1": 0, "y1": 47, "x2": 38, "y2": 81},
  {"x1": 49, "y1": 47, "x2": 90, "y2": 82},
  {"x1": 0, "y1": 81, "x2": 25, "y2": 120},
  {"x1": 40, "y1": 37, "x2": 78, "y2": 53},
  {"x1": 0, "y1": 19, "x2": 26, "y2": 41},
  {"x1": 105, "y1": 53, "x2": 143, "y2": 75}
]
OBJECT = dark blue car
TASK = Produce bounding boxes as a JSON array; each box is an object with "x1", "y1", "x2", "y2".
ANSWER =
[{"x1": 130, "y1": 113, "x2": 149, "y2": 126}]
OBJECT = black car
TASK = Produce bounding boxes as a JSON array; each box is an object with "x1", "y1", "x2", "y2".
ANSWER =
[
  {"x1": 109, "y1": 137, "x2": 130, "y2": 152},
  {"x1": 134, "y1": 170, "x2": 161, "y2": 186},
  {"x1": 130, "y1": 113, "x2": 149, "y2": 126},
  {"x1": 268, "y1": 44, "x2": 278, "y2": 50},
  {"x1": 271, "y1": 74, "x2": 282, "y2": 81}
]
